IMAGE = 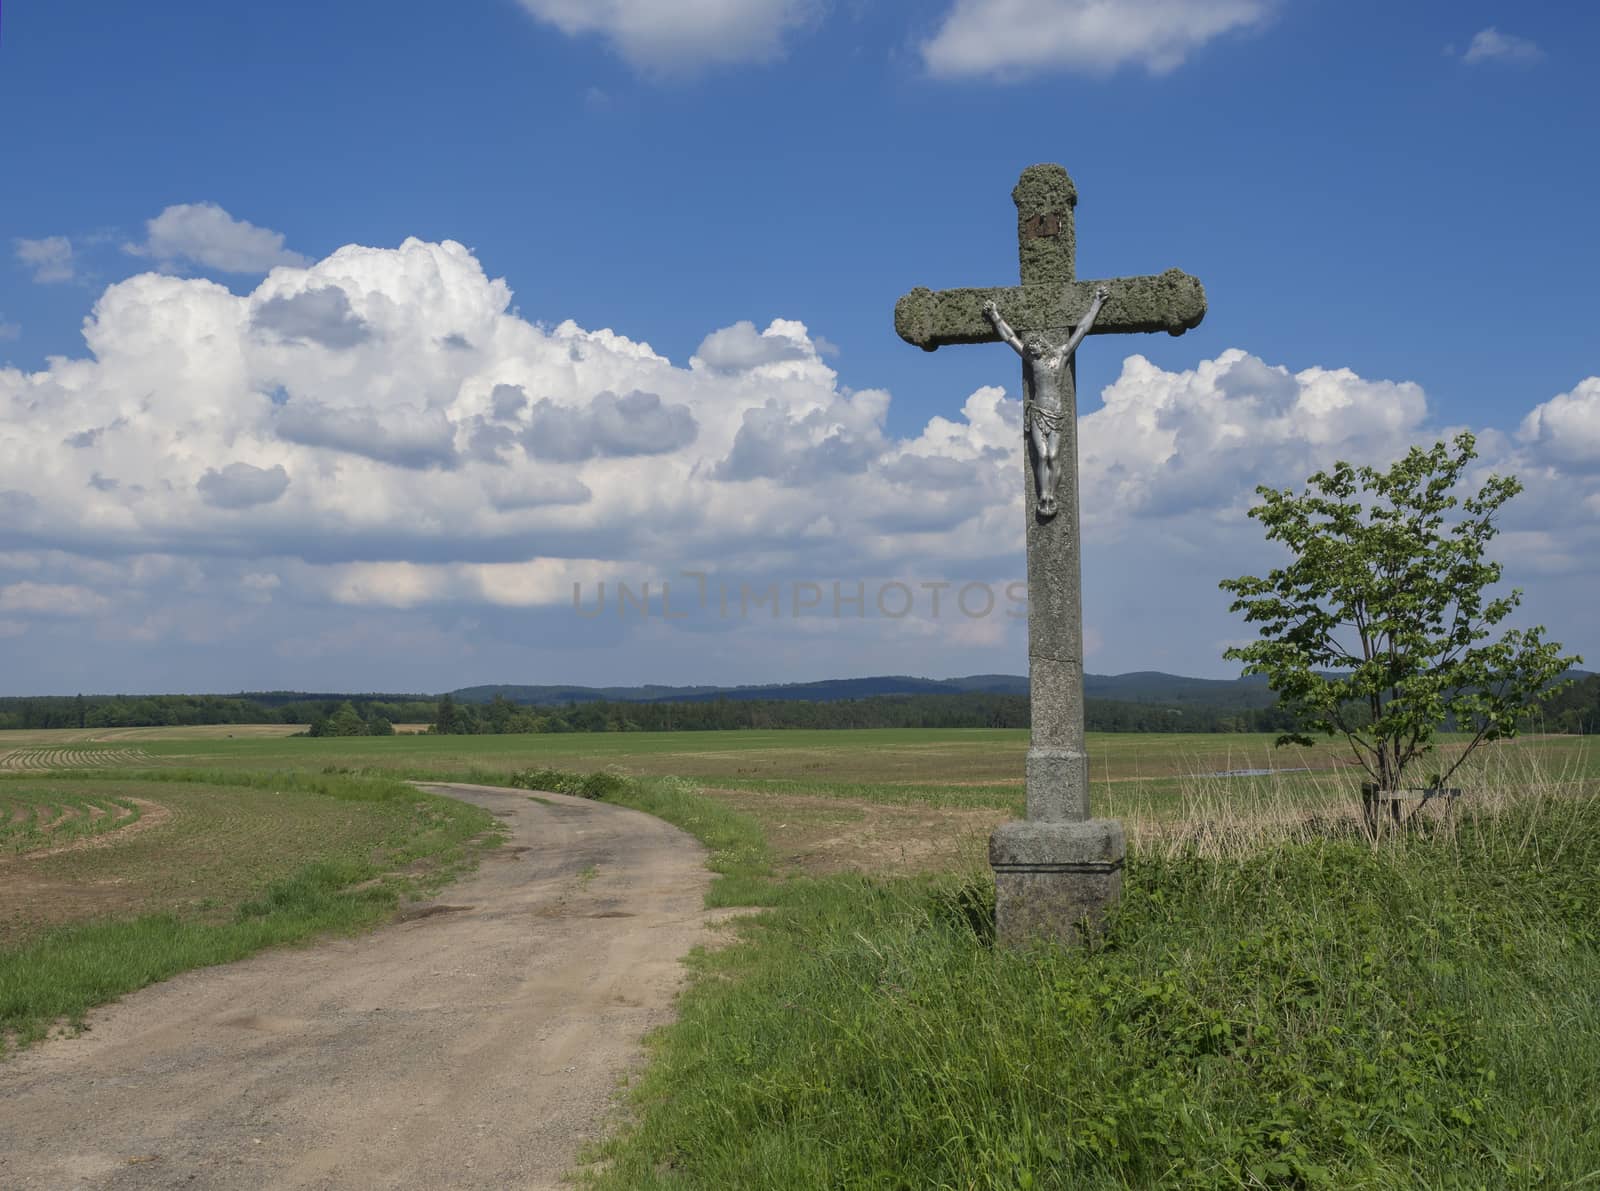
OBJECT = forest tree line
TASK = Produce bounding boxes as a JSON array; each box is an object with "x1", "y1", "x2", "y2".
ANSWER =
[
  {"x1": 0, "y1": 694, "x2": 436, "y2": 731},
  {"x1": 1536, "y1": 673, "x2": 1600, "y2": 735},
  {"x1": 3, "y1": 679, "x2": 1593, "y2": 736},
  {"x1": 422, "y1": 692, "x2": 1306, "y2": 735}
]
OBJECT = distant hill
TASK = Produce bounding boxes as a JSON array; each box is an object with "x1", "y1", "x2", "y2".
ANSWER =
[
  {"x1": 5, "y1": 668, "x2": 1587, "y2": 734},
  {"x1": 450, "y1": 676, "x2": 1012, "y2": 705},
  {"x1": 449, "y1": 672, "x2": 1278, "y2": 708},
  {"x1": 449, "y1": 683, "x2": 726, "y2": 705},
  {"x1": 1082, "y1": 672, "x2": 1278, "y2": 709}
]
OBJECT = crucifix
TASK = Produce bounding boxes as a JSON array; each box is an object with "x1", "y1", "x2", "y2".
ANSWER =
[{"x1": 895, "y1": 164, "x2": 1207, "y2": 946}]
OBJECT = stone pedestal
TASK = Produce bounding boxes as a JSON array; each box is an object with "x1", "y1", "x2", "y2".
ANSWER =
[{"x1": 989, "y1": 818, "x2": 1125, "y2": 947}]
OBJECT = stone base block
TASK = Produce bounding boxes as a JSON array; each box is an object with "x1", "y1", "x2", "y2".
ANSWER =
[{"x1": 989, "y1": 818, "x2": 1125, "y2": 948}]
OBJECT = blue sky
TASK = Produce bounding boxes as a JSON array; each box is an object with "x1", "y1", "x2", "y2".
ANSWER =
[{"x1": 1, "y1": 0, "x2": 1596, "y2": 695}]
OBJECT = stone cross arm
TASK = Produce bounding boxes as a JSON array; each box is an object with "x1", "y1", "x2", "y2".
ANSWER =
[{"x1": 895, "y1": 269, "x2": 1206, "y2": 352}]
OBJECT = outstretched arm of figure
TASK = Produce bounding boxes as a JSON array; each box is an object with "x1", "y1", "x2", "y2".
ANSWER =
[
  {"x1": 982, "y1": 300, "x2": 1027, "y2": 357},
  {"x1": 1060, "y1": 285, "x2": 1110, "y2": 359}
]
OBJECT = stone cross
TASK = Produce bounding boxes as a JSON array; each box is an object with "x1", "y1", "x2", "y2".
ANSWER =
[{"x1": 895, "y1": 164, "x2": 1207, "y2": 946}]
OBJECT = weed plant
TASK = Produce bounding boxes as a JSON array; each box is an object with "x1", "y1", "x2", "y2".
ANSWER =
[{"x1": 511, "y1": 767, "x2": 632, "y2": 801}]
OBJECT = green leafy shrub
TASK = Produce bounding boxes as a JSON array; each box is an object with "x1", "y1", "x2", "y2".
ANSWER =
[{"x1": 510, "y1": 767, "x2": 629, "y2": 800}]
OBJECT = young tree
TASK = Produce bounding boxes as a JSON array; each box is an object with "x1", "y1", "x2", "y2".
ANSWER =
[
  {"x1": 484, "y1": 693, "x2": 516, "y2": 735},
  {"x1": 1220, "y1": 432, "x2": 1579, "y2": 792},
  {"x1": 434, "y1": 693, "x2": 458, "y2": 736},
  {"x1": 327, "y1": 701, "x2": 368, "y2": 737}
]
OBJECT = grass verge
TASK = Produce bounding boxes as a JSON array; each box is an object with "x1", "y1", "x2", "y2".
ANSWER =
[
  {"x1": 559, "y1": 767, "x2": 1600, "y2": 1188},
  {"x1": 0, "y1": 769, "x2": 499, "y2": 1054}
]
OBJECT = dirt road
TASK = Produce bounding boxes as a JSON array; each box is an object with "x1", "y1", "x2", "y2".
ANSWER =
[{"x1": 0, "y1": 783, "x2": 718, "y2": 1189}]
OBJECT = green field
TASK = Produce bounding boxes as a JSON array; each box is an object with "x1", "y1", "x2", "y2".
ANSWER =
[
  {"x1": 10, "y1": 724, "x2": 1309, "y2": 786},
  {"x1": 5, "y1": 724, "x2": 1594, "y2": 886},
  {"x1": 11, "y1": 723, "x2": 1592, "y2": 806},
  {"x1": 3, "y1": 724, "x2": 1598, "y2": 1184},
  {"x1": 1, "y1": 786, "x2": 143, "y2": 855},
  {"x1": 4, "y1": 724, "x2": 1593, "y2": 912}
]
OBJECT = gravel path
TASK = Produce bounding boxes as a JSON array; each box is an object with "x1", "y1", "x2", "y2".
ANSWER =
[{"x1": 0, "y1": 782, "x2": 718, "y2": 1189}]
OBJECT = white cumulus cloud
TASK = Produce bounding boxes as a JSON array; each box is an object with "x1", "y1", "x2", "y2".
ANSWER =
[
  {"x1": 515, "y1": 0, "x2": 818, "y2": 72},
  {"x1": 922, "y1": 0, "x2": 1275, "y2": 79},
  {"x1": 0, "y1": 239, "x2": 995, "y2": 583},
  {"x1": 1080, "y1": 349, "x2": 1429, "y2": 521},
  {"x1": 1518, "y1": 377, "x2": 1600, "y2": 472},
  {"x1": 1, "y1": 232, "x2": 1593, "y2": 689},
  {"x1": 15, "y1": 235, "x2": 75, "y2": 284},
  {"x1": 125, "y1": 202, "x2": 309, "y2": 273},
  {"x1": 694, "y1": 320, "x2": 813, "y2": 374}
]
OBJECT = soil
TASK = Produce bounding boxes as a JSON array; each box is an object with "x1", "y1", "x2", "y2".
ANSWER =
[
  {"x1": 0, "y1": 782, "x2": 721, "y2": 1190},
  {"x1": 1, "y1": 800, "x2": 176, "y2": 941}
]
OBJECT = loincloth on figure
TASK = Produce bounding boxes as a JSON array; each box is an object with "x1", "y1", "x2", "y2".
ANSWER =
[{"x1": 1024, "y1": 401, "x2": 1067, "y2": 436}]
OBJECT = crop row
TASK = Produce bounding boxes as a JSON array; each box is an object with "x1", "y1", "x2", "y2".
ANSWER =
[
  {"x1": 0, "y1": 792, "x2": 142, "y2": 853},
  {"x1": 0, "y1": 747, "x2": 150, "y2": 771}
]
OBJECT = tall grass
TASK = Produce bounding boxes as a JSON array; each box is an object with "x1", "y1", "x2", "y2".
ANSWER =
[
  {"x1": 583, "y1": 748, "x2": 1600, "y2": 1188},
  {"x1": 1123, "y1": 736, "x2": 1600, "y2": 861}
]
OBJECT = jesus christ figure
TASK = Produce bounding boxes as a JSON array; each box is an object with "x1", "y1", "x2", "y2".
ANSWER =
[{"x1": 983, "y1": 285, "x2": 1108, "y2": 519}]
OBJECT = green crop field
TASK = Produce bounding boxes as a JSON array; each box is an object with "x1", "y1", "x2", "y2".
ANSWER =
[
  {"x1": 6, "y1": 727, "x2": 1591, "y2": 883},
  {"x1": 1, "y1": 786, "x2": 144, "y2": 855},
  {"x1": 15, "y1": 724, "x2": 1291, "y2": 785},
  {"x1": 5, "y1": 727, "x2": 1595, "y2": 884},
  {"x1": 13, "y1": 722, "x2": 1590, "y2": 791},
  {"x1": 0, "y1": 743, "x2": 155, "y2": 772}
]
